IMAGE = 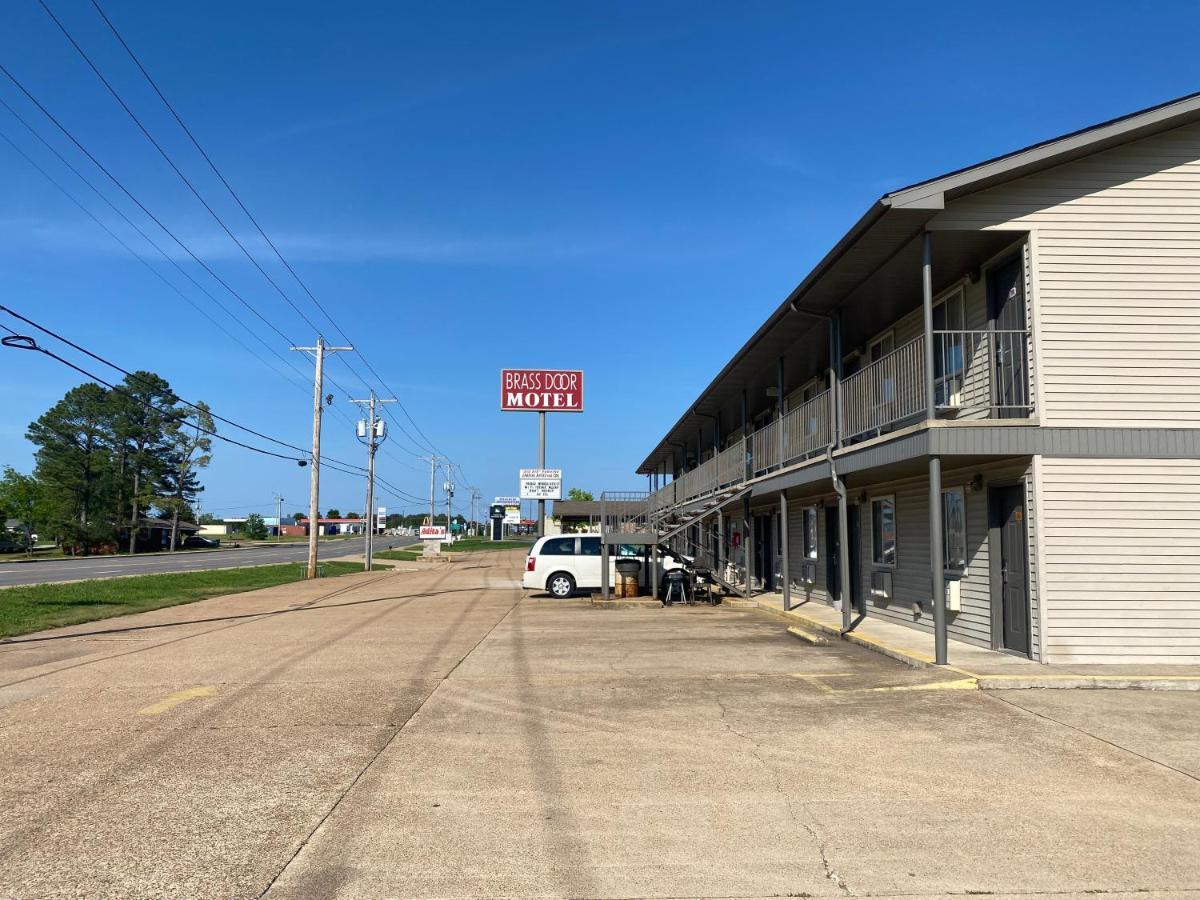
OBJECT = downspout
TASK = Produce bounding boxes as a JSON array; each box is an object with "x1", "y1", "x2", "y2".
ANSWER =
[{"x1": 792, "y1": 303, "x2": 853, "y2": 632}]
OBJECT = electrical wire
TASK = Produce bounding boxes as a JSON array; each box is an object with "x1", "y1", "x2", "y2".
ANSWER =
[
  {"x1": 0, "y1": 303, "x2": 310, "y2": 457},
  {"x1": 83, "y1": 0, "x2": 450, "y2": 460},
  {"x1": 0, "y1": 98, "x2": 312, "y2": 389}
]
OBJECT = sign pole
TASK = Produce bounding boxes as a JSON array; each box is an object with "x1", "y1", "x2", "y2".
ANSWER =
[{"x1": 538, "y1": 411, "x2": 546, "y2": 537}]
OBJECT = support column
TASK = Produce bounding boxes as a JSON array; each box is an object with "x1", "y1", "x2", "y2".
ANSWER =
[
  {"x1": 838, "y1": 479, "x2": 851, "y2": 630},
  {"x1": 741, "y1": 495, "x2": 751, "y2": 599},
  {"x1": 746, "y1": 497, "x2": 756, "y2": 598},
  {"x1": 601, "y1": 538, "x2": 611, "y2": 600},
  {"x1": 922, "y1": 230, "x2": 948, "y2": 665},
  {"x1": 929, "y1": 456, "x2": 946, "y2": 664},
  {"x1": 780, "y1": 491, "x2": 791, "y2": 611},
  {"x1": 715, "y1": 509, "x2": 724, "y2": 581},
  {"x1": 650, "y1": 543, "x2": 658, "y2": 601}
]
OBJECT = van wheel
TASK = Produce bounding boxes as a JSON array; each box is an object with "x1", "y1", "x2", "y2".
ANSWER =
[{"x1": 547, "y1": 573, "x2": 575, "y2": 598}]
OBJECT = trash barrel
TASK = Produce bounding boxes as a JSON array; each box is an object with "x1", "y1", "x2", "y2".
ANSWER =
[{"x1": 614, "y1": 558, "x2": 641, "y2": 598}]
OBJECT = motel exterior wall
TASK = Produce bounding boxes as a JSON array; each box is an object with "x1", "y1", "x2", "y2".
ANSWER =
[{"x1": 643, "y1": 105, "x2": 1200, "y2": 665}]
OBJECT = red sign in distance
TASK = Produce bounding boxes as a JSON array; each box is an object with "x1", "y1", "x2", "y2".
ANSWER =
[{"x1": 500, "y1": 369, "x2": 584, "y2": 412}]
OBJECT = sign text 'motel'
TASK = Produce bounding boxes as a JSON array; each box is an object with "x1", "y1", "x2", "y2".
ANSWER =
[{"x1": 501, "y1": 369, "x2": 583, "y2": 412}]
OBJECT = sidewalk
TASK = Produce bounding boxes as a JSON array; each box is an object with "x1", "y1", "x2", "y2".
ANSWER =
[{"x1": 755, "y1": 592, "x2": 1200, "y2": 690}]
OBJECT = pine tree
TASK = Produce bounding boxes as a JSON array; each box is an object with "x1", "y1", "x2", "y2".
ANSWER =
[
  {"x1": 26, "y1": 383, "x2": 117, "y2": 554},
  {"x1": 158, "y1": 402, "x2": 214, "y2": 551},
  {"x1": 109, "y1": 372, "x2": 181, "y2": 553}
]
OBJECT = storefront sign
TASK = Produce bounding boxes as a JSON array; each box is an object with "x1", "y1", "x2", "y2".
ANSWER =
[
  {"x1": 419, "y1": 525, "x2": 447, "y2": 541},
  {"x1": 501, "y1": 369, "x2": 583, "y2": 412},
  {"x1": 520, "y1": 468, "x2": 562, "y2": 500}
]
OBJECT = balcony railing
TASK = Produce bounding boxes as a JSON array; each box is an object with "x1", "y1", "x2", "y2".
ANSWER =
[
  {"x1": 750, "y1": 418, "x2": 780, "y2": 475},
  {"x1": 782, "y1": 389, "x2": 832, "y2": 464},
  {"x1": 650, "y1": 328, "x2": 1031, "y2": 518},
  {"x1": 840, "y1": 337, "x2": 926, "y2": 442},
  {"x1": 932, "y1": 329, "x2": 1031, "y2": 418},
  {"x1": 716, "y1": 438, "x2": 747, "y2": 489}
]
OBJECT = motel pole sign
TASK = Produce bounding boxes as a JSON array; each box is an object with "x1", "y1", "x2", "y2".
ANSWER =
[{"x1": 500, "y1": 369, "x2": 583, "y2": 537}]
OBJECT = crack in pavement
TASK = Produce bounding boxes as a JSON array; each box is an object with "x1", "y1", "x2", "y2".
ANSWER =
[{"x1": 712, "y1": 692, "x2": 851, "y2": 896}]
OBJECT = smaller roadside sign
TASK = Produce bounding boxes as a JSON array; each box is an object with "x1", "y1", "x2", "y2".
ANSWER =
[
  {"x1": 520, "y1": 468, "x2": 562, "y2": 500},
  {"x1": 493, "y1": 496, "x2": 521, "y2": 506},
  {"x1": 419, "y1": 525, "x2": 448, "y2": 541}
]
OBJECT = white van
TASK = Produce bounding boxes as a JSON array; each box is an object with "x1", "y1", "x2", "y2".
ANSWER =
[{"x1": 522, "y1": 534, "x2": 687, "y2": 598}]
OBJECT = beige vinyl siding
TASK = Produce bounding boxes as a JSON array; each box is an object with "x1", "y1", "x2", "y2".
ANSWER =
[
  {"x1": 932, "y1": 120, "x2": 1200, "y2": 426},
  {"x1": 847, "y1": 461, "x2": 1040, "y2": 657},
  {"x1": 1039, "y1": 457, "x2": 1200, "y2": 663}
]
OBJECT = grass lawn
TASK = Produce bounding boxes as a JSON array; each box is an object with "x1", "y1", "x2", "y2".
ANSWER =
[
  {"x1": 445, "y1": 538, "x2": 532, "y2": 552},
  {"x1": 0, "y1": 560, "x2": 387, "y2": 639},
  {"x1": 374, "y1": 549, "x2": 421, "y2": 562}
]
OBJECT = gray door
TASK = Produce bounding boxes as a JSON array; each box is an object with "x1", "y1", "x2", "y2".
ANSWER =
[
  {"x1": 987, "y1": 255, "x2": 1029, "y2": 418},
  {"x1": 990, "y1": 485, "x2": 1031, "y2": 657}
]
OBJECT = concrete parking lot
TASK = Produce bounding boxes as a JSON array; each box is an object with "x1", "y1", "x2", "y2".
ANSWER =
[{"x1": 0, "y1": 549, "x2": 1197, "y2": 898}]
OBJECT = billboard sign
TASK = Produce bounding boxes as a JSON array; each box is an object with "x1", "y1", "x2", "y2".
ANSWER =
[
  {"x1": 501, "y1": 369, "x2": 583, "y2": 412},
  {"x1": 419, "y1": 525, "x2": 447, "y2": 541},
  {"x1": 520, "y1": 468, "x2": 562, "y2": 500},
  {"x1": 504, "y1": 504, "x2": 521, "y2": 525}
]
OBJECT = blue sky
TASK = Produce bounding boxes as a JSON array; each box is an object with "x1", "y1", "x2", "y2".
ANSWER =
[{"x1": 1, "y1": 0, "x2": 1197, "y2": 520}]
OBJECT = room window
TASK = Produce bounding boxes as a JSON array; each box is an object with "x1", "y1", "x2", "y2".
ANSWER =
[
  {"x1": 942, "y1": 488, "x2": 966, "y2": 571},
  {"x1": 871, "y1": 496, "x2": 896, "y2": 567},
  {"x1": 541, "y1": 537, "x2": 576, "y2": 555},
  {"x1": 803, "y1": 507, "x2": 818, "y2": 559},
  {"x1": 868, "y1": 332, "x2": 895, "y2": 362},
  {"x1": 933, "y1": 287, "x2": 967, "y2": 406}
]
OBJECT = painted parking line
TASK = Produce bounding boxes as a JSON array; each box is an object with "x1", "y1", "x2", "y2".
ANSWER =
[{"x1": 138, "y1": 686, "x2": 217, "y2": 716}]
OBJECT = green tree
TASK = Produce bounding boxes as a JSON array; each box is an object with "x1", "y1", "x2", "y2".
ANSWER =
[
  {"x1": 567, "y1": 488, "x2": 594, "y2": 501},
  {"x1": 325, "y1": 508, "x2": 341, "y2": 518},
  {"x1": 158, "y1": 402, "x2": 214, "y2": 551},
  {"x1": 109, "y1": 372, "x2": 181, "y2": 553},
  {"x1": 27, "y1": 382, "x2": 118, "y2": 554},
  {"x1": 0, "y1": 467, "x2": 48, "y2": 554},
  {"x1": 291, "y1": 511, "x2": 307, "y2": 522},
  {"x1": 346, "y1": 511, "x2": 360, "y2": 520},
  {"x1": 243, "y1": 512, "x2": 269, "y2": 540}
]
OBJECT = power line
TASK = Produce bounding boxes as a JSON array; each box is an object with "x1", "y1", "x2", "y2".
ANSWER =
[
  {"x1": 1, "y1": 329, "x2": 302, "y2": 463},
  {"x1": 82, "y1": 0, "x2": 448, "y2": 460},
  {"x1": 0, "y1": 311, "x2": 373, "y2": 475},
  {"x1": 37, "y1": 0, "x2": 328, "y2": 339},
  {"x1": 0, "y1": 98, "x2": 312, "y2": 390},
  {"x1": 0, "y1": 303, "x2": 309, "y2": 458},
  {"x1": 0, "y1": 61, "x2": 303, "y2": 351}
]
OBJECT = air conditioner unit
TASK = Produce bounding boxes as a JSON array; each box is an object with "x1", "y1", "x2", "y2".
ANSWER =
[
  {"x1": 941, "y1": 376, "x2": 964, "y2": 409},
  {"x1": 944, "y1": 577, "x2": 962, "y2": 612},
  {"x1": 870, "y1": 569, "x2": 892, "y2": 599}
]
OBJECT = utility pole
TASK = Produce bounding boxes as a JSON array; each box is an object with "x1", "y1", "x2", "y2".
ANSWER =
[
  {"x1": 351, "y1": 392, "x2": 396, "y2": 571},
  {"x1": 291, "y1": 336, "x2": 352, "y2": 579},
  {"x1": 274, "y1": 493, "x2": 283, "y2": 542},
  {"x1": 444, "y1": 477, "x2": 455, "y2": 543},
  {"x1": 425, "y1": 456, "x2": 438, "y2": 528}
]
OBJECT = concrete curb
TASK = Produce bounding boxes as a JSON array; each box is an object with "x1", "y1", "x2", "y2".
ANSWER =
[{"x1": 755, "y1": 602, "x2": 1200, "y2": 691}]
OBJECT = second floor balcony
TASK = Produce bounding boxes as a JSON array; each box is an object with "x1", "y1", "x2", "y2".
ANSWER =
[{"x1": 647, "y1": 326, "x2": 1032, "y2": 519}]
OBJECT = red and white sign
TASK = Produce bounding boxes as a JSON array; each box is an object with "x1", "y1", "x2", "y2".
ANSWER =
[
  {"x1": 419, "y1": 525, "x2": 448, "y2": 541},
  {"x1": 501, "y1": 369, "x2": 583, "y2": 412}
]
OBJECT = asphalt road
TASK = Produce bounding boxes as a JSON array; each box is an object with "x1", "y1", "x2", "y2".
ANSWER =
[
  {"x1": 0, "y1": 537, "x2": 418, "y2": 587},
  {"x1": 1, "y1": 549, "x2": 1198, "y2": 898}
]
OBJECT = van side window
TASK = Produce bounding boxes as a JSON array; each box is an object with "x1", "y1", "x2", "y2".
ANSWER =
[
  {"x1": 541, "y1": 537, "x2": 576, "y2": 555},
  {"x1": 580, "y1": 537, "x2": 602, "y2": 556}
]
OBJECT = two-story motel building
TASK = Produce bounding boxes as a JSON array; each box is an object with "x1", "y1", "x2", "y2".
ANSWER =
[{"x1": 638, "y1": 92, "x2": 1200, "y2": 665}]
